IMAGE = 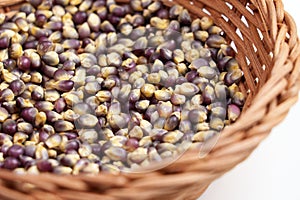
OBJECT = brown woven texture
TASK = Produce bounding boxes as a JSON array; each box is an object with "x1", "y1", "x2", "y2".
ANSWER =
[{"x1": 0, "y1": 0, "x2": 300, "y2": 199}]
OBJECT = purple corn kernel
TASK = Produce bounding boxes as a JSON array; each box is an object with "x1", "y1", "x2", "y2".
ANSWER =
[
  {"x1": 73, "y1": 11, "x2": 88, "y2": 25},
  {"x1": 37, "y1": 160, "x2": 53, "y2": 172},
  {"x1": 2, "y1": 119, "x2": 17, "y2": 136},
  {"x1": 54, "y1": 98, "x2": 66, "y2": 113},
  {"x1": 17, "y1": 56, "x2": 31, "y2": 71},
  {"x1": 9, "y1": 80, "x2": 25, "y2": 96},
  {"x1": 0, "y1": 36, "x2": 10, "y2": 49},
  {"x1": 3, "y1": 157, "x2": 20, "y2": 170},
  {"x1": 7, "y1": 144, "x2": 24, "y2": 158},
  {"x1": 55, "y1": 80, "x2": 74, "y2": 92},
  {"x1": 20, "y1": 107, "x2": 38, "y2": 123}
]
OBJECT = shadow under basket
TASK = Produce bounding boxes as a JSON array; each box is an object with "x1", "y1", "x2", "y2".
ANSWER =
[{"x1": 0, "y1": 0, "x2": 300, "y2": 199}]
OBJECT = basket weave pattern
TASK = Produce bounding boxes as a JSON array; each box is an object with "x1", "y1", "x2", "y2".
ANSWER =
[{"x1": 0, "y1": 0, "x2": 300, "y2": 199}]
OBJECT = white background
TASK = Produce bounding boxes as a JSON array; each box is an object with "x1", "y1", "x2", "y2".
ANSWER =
[{"x1": 199, "y1": 2, "x2": 300, "y2": 200}]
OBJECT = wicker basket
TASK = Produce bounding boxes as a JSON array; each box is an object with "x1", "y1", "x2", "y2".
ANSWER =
[{"x1": 0, "y1": 0, "x2": 300, "y2": 199}]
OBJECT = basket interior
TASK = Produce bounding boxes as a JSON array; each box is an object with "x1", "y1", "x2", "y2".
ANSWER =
[
  {"x1": 161, "y1": 0, "x2": 275, "y2": 110},
  {"x1": 1, "y1": 0, "x2": 275, "y2": 110}
]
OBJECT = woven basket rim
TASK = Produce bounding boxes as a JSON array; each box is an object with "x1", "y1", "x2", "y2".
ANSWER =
[{"x1": 0, "y1": 0, "x2": 300, "y2": 199}]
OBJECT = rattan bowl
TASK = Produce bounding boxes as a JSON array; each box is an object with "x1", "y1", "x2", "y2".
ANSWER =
[{"x1": 0, "y1": 0, "x2": 300, "y2": 199}]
